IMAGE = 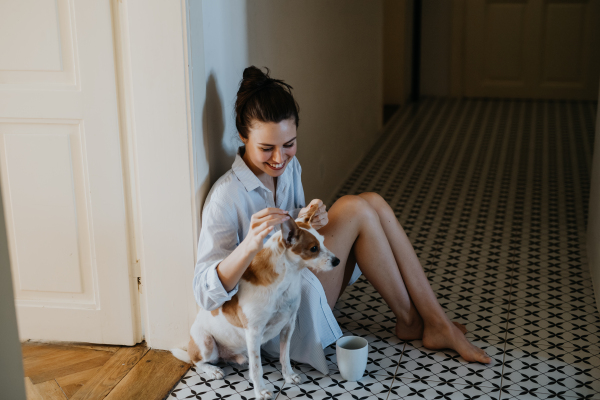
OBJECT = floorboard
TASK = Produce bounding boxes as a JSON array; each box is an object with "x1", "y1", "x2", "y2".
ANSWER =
[
  {"x1": 25, "y1": 377, "x2": 43, "y2": 400},
  {"x1": 55, "y1": 367, "x2": 102, "y2": 399},
  {"x1": 33, "y1": 380, "x2": 68, "y2": 400},
  {"x1": 104, "y1": 350, "x2": 189, "y2": 400},
  {"x1": 70, "y1": 345, "x2": 148, "y2": 400},
  {"x1": 22, "y1": 341, "x2": 187, "y2": 400},
  {"x1": 27, "y1": 352, "x2": 113, "y2": 385}
]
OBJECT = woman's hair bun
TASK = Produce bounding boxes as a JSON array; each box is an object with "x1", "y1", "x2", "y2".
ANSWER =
[
  {"x1": 235, "y1": 66, "x2": 300, "y2": 141},
  {"x1": 242, "y1": 65, "x2": 271, "y2": 86}
]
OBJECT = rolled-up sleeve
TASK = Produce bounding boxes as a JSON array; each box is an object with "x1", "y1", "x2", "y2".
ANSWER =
[{"x1": 193, "y1": 200, "x2": 240, "y2": 311}]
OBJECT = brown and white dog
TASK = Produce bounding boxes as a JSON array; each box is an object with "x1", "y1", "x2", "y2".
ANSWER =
[{"x1": 171, "y1": 204, "x2": 340, "y2": 400}]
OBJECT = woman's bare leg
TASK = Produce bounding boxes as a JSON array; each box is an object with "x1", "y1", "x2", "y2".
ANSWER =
[
  {"x1": 355, "y1": 193, "x2": 471, "y2": 331},
  {"x1": 312, "y1": 194, "x2": 490, "y2": 364}
]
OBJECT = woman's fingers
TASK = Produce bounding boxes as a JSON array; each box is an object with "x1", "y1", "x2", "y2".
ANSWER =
[
  {"x1": 255, "y1": 207, "x2": 288, "y2": 218},
  {"x1": 309, "y1": 199, "x2": 323, "y2": 207},
  {"x1": 258, "y1": 224, "x2": 273, "y2": 239},
  {"x1": 257, "y1": 213, "x2": 290, "y2": 225},
  {"x1": 252, "y1": 213, "x2": 289, "y2": 230}
]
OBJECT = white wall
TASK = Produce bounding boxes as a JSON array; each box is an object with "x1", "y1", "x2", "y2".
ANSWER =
[
  {"x1": 124, "y1": 0, "x2": 199, "y2": 349},
  {"x1": 0, "y1": 185, "x2": 26, "y2": 400},
  {"x1": 587, "y1": 85, "x2": 600, "y2": 312},
  {"x1": 189, "y1": 0, "x2": 383, "y2": 209}
]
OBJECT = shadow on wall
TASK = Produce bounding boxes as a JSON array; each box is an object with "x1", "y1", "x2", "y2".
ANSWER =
[
  {"x1": 196, "y1": 0, "x2": 382, "y2": 204},
  {"x1": 203, "y1": 73, "x2": 232, "y2": 188}
]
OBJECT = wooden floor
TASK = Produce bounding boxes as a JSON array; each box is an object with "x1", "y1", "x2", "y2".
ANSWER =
[{"x1": 22, "y1": 341, "x2": 190, "y2": 400}]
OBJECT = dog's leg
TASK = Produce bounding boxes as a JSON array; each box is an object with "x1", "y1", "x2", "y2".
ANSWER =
[
  {"x1": 191, "y1": 333, "x2": 224, "y2": 380},
  {"x1": 245, "y1": 328, "x2": 272, "y2": 400},
  {"x1": 279, "y1": 314, "x2": 301, "y2": 384}
]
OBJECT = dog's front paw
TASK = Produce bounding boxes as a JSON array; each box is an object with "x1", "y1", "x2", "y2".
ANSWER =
[
  {"x1": 210, "y1": 368, "x2": 225, "y2": 380},
  {"x1": 256, "y1": 388, "x2": 273, "y2": 400},
  {"x1": 284, "y1": 373, "x2": 301, "y2": 384},
  {"x1": 199, "y1": 364, "x2": 225, "y2": 380}
]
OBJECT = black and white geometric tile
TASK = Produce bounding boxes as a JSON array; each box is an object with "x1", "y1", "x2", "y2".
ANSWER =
[
  {"x1": 169, "y1": 99, "x2": 599, "y2": 399},
  {"x1": 395, "y1": 339, "x2": 504, "y2": 389},
  {"x1": 501, "y1": 343, "x2": 600, "y2": 398}
]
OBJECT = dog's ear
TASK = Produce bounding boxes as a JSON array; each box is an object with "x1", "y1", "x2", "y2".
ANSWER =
[
  {"x1": 281, "y1": 217, "x2": 299, "y2": 248},
  {"x1": 300, "y1": 203, "x2": 319, "y2": 226}
]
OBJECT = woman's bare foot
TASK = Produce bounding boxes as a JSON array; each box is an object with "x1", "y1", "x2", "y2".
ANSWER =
[
  {"x1": 422, "y1": 321, "x2": 491, "y2": 364},
  {"x1": 452, "y1": 321, "x2": 468, "y2": 335}
]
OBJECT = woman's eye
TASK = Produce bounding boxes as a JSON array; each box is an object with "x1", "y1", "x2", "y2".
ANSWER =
[
  {"x1": 260, "y1": 144, "x2": 294, "y2": 152},
  {"x1": 310, "y1": 246, "x2": 318, "y2": 252}
]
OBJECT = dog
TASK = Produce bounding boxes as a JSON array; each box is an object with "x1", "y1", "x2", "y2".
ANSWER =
[{"x1": 171, "y1": 203, "x2": 340, "y2": 400}]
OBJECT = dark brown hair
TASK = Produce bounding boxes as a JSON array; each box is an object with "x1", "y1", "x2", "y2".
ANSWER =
[{"x1": 235, "y1": 66, "x2": 300, "y2": 140}]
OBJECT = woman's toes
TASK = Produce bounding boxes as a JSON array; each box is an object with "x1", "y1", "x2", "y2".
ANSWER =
[
  {"x1": 422, "y1": 322, "x2": 492, "y2": 364},
  {"x1": 462, "y1": 345, "x2": 492, "y2": 364},
  {"x1": 477, "y1": 349, "x2": 492, "y2": 364},
  {"x1": 452, "y1": 321, "x2": 468, "y2": 335}
]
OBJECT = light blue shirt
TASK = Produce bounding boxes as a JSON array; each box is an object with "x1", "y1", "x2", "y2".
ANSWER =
[{"x1": 193, "y1": 146, "x2": 361, "y2": 374}]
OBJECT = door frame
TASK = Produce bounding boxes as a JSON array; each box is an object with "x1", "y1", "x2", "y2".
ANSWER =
[
  {"x1": 115, "y1": 0, "x2": 199, "y2": 349},
  {"x1": 588, "y1": 82, "x2": 600, "y2": 313},
  {"x1": 450, "y1": 0, "x2": 465, "y2": 97}
]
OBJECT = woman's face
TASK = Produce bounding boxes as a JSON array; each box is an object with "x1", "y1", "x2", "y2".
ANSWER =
[{"x1": 240, "y1": 118, "x2": 297, "y2": 180}]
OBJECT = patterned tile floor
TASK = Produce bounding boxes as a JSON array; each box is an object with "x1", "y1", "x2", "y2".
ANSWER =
[{"x1": 170, "y1": 98, "x2": 599, "y2": 399}]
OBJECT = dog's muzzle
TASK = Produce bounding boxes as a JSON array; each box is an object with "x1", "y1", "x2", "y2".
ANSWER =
[{"x1": 332, "y1": 257, "x2": 340, "y2": 267}]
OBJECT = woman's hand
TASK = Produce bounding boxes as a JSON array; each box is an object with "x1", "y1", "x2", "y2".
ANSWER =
[
  {"x1": 243, "y1": 207, "x2": 290, "y2": 255},
  {"x1": 298, "y1": 199, "x2": 328, "y2": 230}
]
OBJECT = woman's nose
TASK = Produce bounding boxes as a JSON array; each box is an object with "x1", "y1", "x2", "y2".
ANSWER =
[{"x1": 272, "y1": 149, "x2": 284, "y2": 163}]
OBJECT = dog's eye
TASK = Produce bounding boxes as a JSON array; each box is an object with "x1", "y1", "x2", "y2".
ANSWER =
[{"x1": 310, "y1": 246, "x2": 318, "y2": 252}]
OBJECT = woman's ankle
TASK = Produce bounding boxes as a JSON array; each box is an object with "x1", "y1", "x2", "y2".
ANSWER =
[
  {"x1": 423, "y1": 314, "x2": 453, "y2": 332},
  {"x1": 395, "y1": 314, "x2": 424, "y2": 340}
]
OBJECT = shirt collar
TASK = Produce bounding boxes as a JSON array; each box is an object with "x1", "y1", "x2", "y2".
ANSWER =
[{"x1": 231, "y1": 146, "x2": 293, "y2": 195}]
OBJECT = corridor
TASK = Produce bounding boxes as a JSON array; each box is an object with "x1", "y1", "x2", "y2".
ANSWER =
[{"x1": 171, "y1": 98, "x2": 599, "y2": 399}]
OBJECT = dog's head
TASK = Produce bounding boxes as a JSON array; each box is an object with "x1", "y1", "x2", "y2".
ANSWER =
[{"x1": 279, "y1": 204, "x2": 340, "y2": 272}]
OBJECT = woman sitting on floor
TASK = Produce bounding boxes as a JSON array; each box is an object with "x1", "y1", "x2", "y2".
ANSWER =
[{"x1": 193, "y1": 66, "x2": 491, "y2": 373}]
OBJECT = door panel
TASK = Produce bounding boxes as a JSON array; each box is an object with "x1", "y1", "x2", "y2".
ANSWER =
[
  {"x1": 465, "y1": 0, "x2": 600, "y2": 99},
  {"x1": 484, "y1": 1, "x2": 527, "y2": 82},
  {"x1": 0, "y1": 0, "x2": 77, "y2": 87},
  {"x1": 0, "y1": 0, "x2": 138, "y2": 344}
]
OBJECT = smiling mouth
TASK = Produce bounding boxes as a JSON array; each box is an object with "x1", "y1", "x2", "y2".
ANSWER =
[{"x1": 266, "y1": 160, "x2": 286, "y2": 170}]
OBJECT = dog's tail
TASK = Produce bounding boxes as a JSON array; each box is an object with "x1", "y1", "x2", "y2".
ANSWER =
[{"x1": 170, "y1": 348, "x2": 192, "y2": 364}]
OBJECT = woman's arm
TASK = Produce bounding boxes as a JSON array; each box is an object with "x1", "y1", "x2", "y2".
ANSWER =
[
  {"x1": 217, "y1": 206, "x2": 291, "y2": 291},
  {"x1": 215, "y1": 240, "x2": 256, "y2": 292},
  {"x1": 193, "y1": 200, "x2": 241, "y2": 310},
  {"x1": 194, "y1": 203, "x2": 291, "y2": 309}
]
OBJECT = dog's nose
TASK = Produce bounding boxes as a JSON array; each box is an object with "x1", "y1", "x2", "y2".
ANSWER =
[{"x1": 331, "y1": 257, "x2": 340, "y2": 267}]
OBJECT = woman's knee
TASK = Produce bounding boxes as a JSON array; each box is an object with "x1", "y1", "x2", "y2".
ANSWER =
[
  {"x1": 357, "y1": 192, "x2": 390, "y2": 215},
  {"x1": 333, "y1": 194, "x2": 379, "y2": 222}
]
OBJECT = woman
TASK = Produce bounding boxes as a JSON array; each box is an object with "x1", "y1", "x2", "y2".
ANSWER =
[{"x1": 193, "y1": 66, "x2": 491, "y2": 374}]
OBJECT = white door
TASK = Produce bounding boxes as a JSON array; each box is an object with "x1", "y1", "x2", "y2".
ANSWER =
[
  {"x1": 464, "y1": 0, "x2": 600, "y2": 99},
  {"x1": 0, "y1": 0, "x2": 140, "y2": 345}
]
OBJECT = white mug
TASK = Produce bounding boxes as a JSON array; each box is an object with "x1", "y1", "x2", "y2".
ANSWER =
[{"x1": 336, "y1": 336, "x2": 369, "y2": 381}]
